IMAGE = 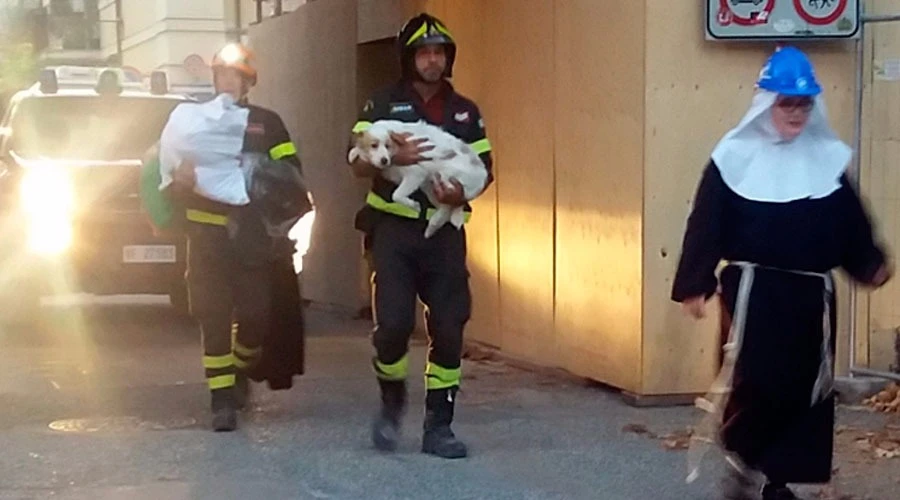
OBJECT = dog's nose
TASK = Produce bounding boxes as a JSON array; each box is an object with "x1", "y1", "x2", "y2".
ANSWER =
[{"x1": 380, "y1": 157, "x2": 389, "y2": 166}]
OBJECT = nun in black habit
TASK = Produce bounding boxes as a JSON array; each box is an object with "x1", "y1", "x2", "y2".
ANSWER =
[{"x1": 671, "y1": 47, "x2": 892, "y2": 500}]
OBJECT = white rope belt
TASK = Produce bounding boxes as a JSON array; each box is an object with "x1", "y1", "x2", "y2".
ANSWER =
[{"x1": 686, "y1": 260, "x2": 834, "y2": 484}]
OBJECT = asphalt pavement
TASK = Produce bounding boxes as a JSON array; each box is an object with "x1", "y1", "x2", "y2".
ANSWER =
[{"x1": 0, "y1": 296, "x2": 896, "y2": 500}]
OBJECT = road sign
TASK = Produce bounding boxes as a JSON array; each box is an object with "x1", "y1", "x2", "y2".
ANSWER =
[{"x1": 706, "y1": 0, "x2": 860, "y2": 40}]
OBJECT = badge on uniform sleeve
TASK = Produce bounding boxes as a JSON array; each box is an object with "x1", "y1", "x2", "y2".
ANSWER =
[
  {"x1": 246, "y1": 122, "x2": 265, "y2": 135},
  {"x1": 390, "y1": 102, "x2": 413, "y2": 115}
]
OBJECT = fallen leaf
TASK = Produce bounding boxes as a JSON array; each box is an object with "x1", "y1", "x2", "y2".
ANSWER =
[
  {"x1": 854, "y1": 438, "x2": 873, "y2": 452},
  {"x1": 662, "y1": 437, "x2": 690, "y2": 450},
  {"x1": 622, "y1": 423, "x2": 654, "y2": 437}
]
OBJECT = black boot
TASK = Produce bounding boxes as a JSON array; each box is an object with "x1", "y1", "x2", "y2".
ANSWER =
[
  {"x1": 211, "y1": 387, "x2": 237, "y2": 432},
  {"x1": 761, "y1": 482, "x2": 798, "y2": 500},
  {"x1": 234, "y1": 372, "x2": 251, "y2": 411},
  {"x1": 372, "y1": 379, "x2": 406, "y2": 452},
  {"x1": 721, "y1": 465, "x2": 757, "y2": 500},
  {"x1": 422, "y1": 387, "x2": 467, "y2": 459}
]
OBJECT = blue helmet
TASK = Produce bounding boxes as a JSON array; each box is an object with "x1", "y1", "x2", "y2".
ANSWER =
[{"x1": 756, "y1": 46, "x2": 822, "y2": 96}]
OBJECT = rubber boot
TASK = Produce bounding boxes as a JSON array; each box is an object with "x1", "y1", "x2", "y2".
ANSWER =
[
  {"x1": 234, "y1": 372, "x2": 251, "y2": 411},
  {"x1": 211, "y1": 387, "x2": 238, "y2": 432},
  {"x1": 761, "y1": 482, "x2": 799, "y2": 500},
  {"x1": 372, "y1": 379, "x2": 406, "y2": 451},
  {"x1": 421, "y1": 387, "x2": 467, "y2": 459},
  {"x1": 721, "y1": 465, "x2": 757, "y2": 500}
]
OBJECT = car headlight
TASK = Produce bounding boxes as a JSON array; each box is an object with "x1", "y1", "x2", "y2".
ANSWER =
[
  {"x1": 20, "y1": 167, "x2": 75, "y2": 217},
  {"x1": 20, "y1": 167, "x2": 75, "y2": 255}
]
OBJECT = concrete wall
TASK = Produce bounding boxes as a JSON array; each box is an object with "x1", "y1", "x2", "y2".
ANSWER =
[
  {"x1": 248, "y1": 0, "x2": 362, "y2": 311},
  {"x1": 249, "y1": 0, "x2": 900, "y2": 395}
]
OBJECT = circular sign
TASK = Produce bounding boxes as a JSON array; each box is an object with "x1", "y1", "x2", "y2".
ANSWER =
[
  {"x1": 719, "y1": 0, "x2": 777, "y2": 27},
  {"x1": 793, "y1": 0, "x2": 848, "y2": 25}
]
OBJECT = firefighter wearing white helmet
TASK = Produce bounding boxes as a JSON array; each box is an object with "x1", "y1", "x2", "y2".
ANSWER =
[{"x1": 169, "y1": 42, "x2": 307, "y2": 432}]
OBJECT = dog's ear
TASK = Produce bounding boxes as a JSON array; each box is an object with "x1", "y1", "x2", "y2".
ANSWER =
[{"x1": 347, "y1": 147, "x2": 360, "y2": 164}]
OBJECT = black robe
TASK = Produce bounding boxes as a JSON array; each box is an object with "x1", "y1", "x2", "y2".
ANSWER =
[{"x1": 672, "y1": 161, "x2": 885, "y2": 484}]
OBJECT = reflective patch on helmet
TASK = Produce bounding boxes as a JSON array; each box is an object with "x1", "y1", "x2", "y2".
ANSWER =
[
  {"x1": 363, "y1": 99, "x2": 374, "y2": 113},
  {"x1": 454, "y1": 111, "x2": 470, "y2": 123},
  {"x1": 478, "y1": 118, "x2": 485, "y2": 129}
]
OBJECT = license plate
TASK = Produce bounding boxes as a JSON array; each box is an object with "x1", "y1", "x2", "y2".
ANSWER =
[{"x1": 123, "y1": 245, "x2": 176, "y2": 264}]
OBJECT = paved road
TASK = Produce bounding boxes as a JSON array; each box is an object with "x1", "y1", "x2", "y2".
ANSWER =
[{"x1": 0, "y1": 296, "x2": 896, "y2": 499}]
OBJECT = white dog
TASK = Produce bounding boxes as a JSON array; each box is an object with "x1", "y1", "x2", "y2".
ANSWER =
[{"x1": 348, "y1": 119, "x2": 488, "y2": 238}]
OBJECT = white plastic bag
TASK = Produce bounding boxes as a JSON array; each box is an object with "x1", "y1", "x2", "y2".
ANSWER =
[{"x1": 158, "y1": 93, "x2": 250, "y2": 205}]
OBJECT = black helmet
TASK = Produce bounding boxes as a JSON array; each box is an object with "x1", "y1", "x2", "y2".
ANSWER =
[{"x1": 397, "y1": 13, "x2": 457, "y2": 79}]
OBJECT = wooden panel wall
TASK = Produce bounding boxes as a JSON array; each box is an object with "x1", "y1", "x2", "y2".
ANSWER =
[
  {"x1": 553, "y1": 0, "x2": 645, "y2": 392},
  {"x1": 482, "y1": 0, "x2": 556, "y2": 364},
  {"x1": 860, "y1": 0, "x2": 900, "y2": 372},
  {"x1": 642, "y1": 2, "x2": 859, "y2": 394},
  {"x1": 248, "y1": 0, "x2": 361, "y2": 310}
]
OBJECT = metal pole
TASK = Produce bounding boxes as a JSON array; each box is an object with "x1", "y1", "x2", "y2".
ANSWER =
[
  {"x1": 114, "y1": 0, "x2": 123, "y2": 64},
  {"x1": 255, "y1": 0, "x2": 262, "y2": 24},
  {"x1": 234, "y1": 0, "x2": 241, "y2": 42},
  {"x1": 274, "y1": 0, "x2": 282, "y2": 17},
  {"x1": 851, "y1": 366, "x2": 900, "y2": 383},
  {"x1": 862, "y1": 13, "x2": 900, "y2": 23},
  {"x1": 849, "y1": 3, "x2": 867, "y2": 376}
]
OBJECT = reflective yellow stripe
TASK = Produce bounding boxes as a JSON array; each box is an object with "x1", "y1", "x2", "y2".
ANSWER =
[
  {"x1": 234, "y1": 342, "x2": 261, "y2": 359},
  {"x1": 375, "y1": 355, "x2": 409, "y2": 381},
  {"x1": 269, "y1": 141, "x2": 297, "y2": 160},
  {"x1": 425, "y1": 362, "x2": 461, "y2": 390},
  {"x1": 406, "y1": 22, "x2": 429, "y2": 46},
  {"x1": 434, "y1": 21, "x2": 454, "y2": 40},
  {"x1": 208, "y1": 374, "x2": 236, "y2": 390},
  {"x1": 366, "y1": 191, "x2": 419, "y2": 218},
  {"x1": 367, "y1": 191, "x2": 472, "y2": 223},
  {"x1": 352, "y1": 121, "x2": 372, "y2": 133},
  {"x1": 469, "y1": 138, "x2": 492, "y2": 155},
  {"x1": 186, "y1": 209, "x2": 228, "y2": 226},
  {"x1": 203, "y1": 355, "x2": 234, "y2": 370},
  {"x1": 426, "y1": 207, "x2": 472, "y2": 223}
]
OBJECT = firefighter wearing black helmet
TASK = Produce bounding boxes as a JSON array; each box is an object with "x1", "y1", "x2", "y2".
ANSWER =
[
  {"x1": 167, "y1": 43, "x2": 305, "y2": 432},
  {"x1": 348, "y1": 13, "x2": 494, "y2": 459}
]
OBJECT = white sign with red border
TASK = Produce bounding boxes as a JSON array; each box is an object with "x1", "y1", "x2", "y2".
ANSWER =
[{"x1": 707, "y1": 0, "x2": 859, "y2": 40}]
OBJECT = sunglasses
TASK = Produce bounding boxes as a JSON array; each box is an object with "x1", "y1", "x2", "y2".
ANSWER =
[{"x1": 775, "y1": 97, "x2": 815, "y2": 113}]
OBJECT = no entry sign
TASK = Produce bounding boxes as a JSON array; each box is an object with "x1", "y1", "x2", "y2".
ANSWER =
[{"x1": 707, "y1": 0, "x2": 859, "y2": 40}]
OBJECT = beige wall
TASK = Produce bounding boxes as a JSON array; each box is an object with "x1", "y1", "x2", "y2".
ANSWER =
[
  {"x1": 99, "y1": 0, "x2": 233, "y2": 78},
  {"x1": 249, "y1": 0, "x2": 900, "y2": 395},
  {"x1": 248, "y1": 0, "x2": 362, "y2": 311},
  {"x1": 859, "y1": 0, "x2": 900, "y2": 373}
]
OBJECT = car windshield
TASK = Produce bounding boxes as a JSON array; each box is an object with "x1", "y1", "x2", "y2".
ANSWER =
[{"x1": 8, "y1": 95, "x2": 183, "y2": 161}]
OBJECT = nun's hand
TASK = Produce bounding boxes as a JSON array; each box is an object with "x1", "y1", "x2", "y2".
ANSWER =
[
  {"x1": 682, "y1": 296, "x2": 707, "y2": 320},
  {"x1": 869, "y1": 263, "x2": 892, "y2": 288}
]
